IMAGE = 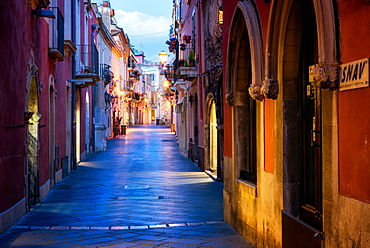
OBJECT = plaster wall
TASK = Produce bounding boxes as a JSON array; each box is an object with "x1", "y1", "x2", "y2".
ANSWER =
[{"x1": 224, "y1": 101, "x2": 282, "y2": 247}]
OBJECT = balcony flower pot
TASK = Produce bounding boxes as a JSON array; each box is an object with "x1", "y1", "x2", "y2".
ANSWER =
[
  {"x1": 179, "y1": 43, "x2": 186, "y2": 51},
  {"x1": 179, "y1": 59, "x2": 185, "y2": 67},
  {"x1": 170, "y1": 37, "x2": 178, "y2": 46},
  {"x1": 183, "y1": 35, "x2": 191, "y2": 44},
  {"x1": 188, "y1": 49, "x2": 196, "y2": 67}
]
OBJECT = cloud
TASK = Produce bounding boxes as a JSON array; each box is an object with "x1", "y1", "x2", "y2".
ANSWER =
[{"x1": 114, "y1": 9, "x2": 171, "y2": 37}]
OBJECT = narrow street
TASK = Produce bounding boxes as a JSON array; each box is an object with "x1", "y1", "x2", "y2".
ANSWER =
[{"x1": 0, "y1": 126, "x2": 254, "y2": 248}]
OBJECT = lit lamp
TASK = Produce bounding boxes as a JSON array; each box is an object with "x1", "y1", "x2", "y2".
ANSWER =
[
  {"x1": 218, "y1": 6, "x2": 223, "y2": 25},
  {"x1": 163, "y1": 80, "x2": 170, "y2": 88},
  {"x1": 158, "y1": 51, "x2": 168, "y2": 65}
]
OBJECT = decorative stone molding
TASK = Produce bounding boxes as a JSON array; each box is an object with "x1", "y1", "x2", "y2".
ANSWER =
[
  {"x1": 261, "y1": 79, "x2": 279, "y2": 99},
  {"x1": 64, "y1": 40, "x2": 77, "y2": 60},
  {"x1": 225, "y1": 92, "x2": 234, "y2": 106},
  {"x1": 248, "y1": 85, "x2": 264, "y2": 101},
  {"x1": 309, "y1": 64, "x2": 339, "y2": 90}
]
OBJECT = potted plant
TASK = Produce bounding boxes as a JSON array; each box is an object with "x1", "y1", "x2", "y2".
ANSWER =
[
  {"x1": 184, "y1": 60, "x2": 189, "y2": 67},
  {"x1": 188, "y1": 50, "x2": 196, "y2": 67},
  {"x1": 183, "y1": 35, "x2": 191, "y2": 44},
  {"x1": 179, "y1": 59, "x2": 185, "y2": 67}
]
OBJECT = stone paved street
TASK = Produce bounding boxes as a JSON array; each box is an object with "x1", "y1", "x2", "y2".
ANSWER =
[{"x1": 0, "y1": 125, "x2": 254, "y2": 248}]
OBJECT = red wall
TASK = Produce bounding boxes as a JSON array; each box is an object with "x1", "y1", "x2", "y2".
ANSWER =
[
  {"x1": 222, "y1": 0, "x2": 239, "y2": 157},
  {"x1": 338, "y1": 1, "x2": 370, "y2": 202},
  {"x1": 0, "y1": 1, "x2": 32, "y2": 212}
]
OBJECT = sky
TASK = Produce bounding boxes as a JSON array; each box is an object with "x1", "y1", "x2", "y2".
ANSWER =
[{"x1": 106, "y1": 0, "x2": 174, "y2": 62}]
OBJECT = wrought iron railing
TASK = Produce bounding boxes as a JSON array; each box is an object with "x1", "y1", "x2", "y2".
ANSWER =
[
  {"x1": 49, "y1": 7, "x2": 64, "y2": 61},
  {"x1": 75, "y1": 44, "x2": 99, "y2": 75}
]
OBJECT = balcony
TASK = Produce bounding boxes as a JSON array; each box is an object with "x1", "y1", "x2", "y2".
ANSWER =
[
  {"x1": 100, "y1": 64, "x2": 114, "y2": 86},
  {"x1": 74, "y1": 45, "x2": 100, "y2": 87},
  {"x1": 176, "y1": 66, "x2": 197, "y2": 79},
  {"x1": 48, "y1": 7, "x2": 64, "y2": 61}
]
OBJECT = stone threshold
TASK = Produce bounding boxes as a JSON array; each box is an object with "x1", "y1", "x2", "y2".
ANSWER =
[{"x1": 12, "y1": 221, "x2": 225, "y2": 231}]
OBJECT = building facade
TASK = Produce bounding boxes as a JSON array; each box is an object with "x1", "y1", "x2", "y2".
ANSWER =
[
  {"x1": 0, "y1": 0, "x2": 134, "y2": 234},
  {"x1": 172, "y1": 0, "x2": 370, "y2": 247},
  {"x1": 223, "y1": 1, "x2": 370, "y2": 247}
]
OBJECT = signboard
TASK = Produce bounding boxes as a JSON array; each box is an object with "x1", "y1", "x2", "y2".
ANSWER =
[{"x1": 339, "y1": 58, "x2": 369, "y2": 91}]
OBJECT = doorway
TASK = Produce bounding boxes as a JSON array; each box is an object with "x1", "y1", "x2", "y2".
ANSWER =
[
  {"x1": 206, "y1": 98, "x2": 218, "y2": 178},
  {"x1": 282, "y1": 0, "x2": 322, "y2": 247},
  {"x1": 27, "y1": 77, "x2": 40, "y2": 208}
]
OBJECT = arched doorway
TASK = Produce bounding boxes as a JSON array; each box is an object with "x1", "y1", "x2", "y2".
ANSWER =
[
  {"x1": 27, "y1": 77, "x2": 40, "y2": 207},
  {"x1": 278, "y1": 0, "x2": 331, "y2": 246},
  {"x1": 228, "y1": 7, "x2": 258, "y2": 184},
  {"x1": 206, "y1": 96, "x2": 218, "y2": 178},
  {"x1": 76, "y1": 89, "x2": 81, "y2": 162},
  {"x1": 85, "y1": 91, "x2": 90, "y2": 154}
]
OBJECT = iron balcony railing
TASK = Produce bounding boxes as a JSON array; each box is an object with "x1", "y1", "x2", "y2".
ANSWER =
[
  {"x1": 49, "y1": 7, "x2": 64, "y2": 61},
  {"x1": 75, "y1": 44, "x2": 99, "y2": 75},
  {"x1": 100, "y1": 64, "x2": 114, "y2": 85}
]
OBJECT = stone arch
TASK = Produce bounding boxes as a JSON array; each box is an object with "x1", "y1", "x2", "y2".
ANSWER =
[
  {"x1": 227, "y1": 1, "x2": 261, "y2": 184},
  {"x1": 265, "y1": 0, "x2": 339, "y2": 99},
  {"x1": 226, "y1": 0, "x2": 264, "y2": 102}
]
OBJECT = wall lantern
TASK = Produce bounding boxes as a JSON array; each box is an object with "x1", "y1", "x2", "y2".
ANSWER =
[
  {"x1": 158, "y1": 51, "x2": 168, "y2": 65},
  {"x1": 218, "y1": 6, "x2": 223, "y2": 25},
  {"x1": 31, "y1": 8, "x2": 56, "y2": 19}
]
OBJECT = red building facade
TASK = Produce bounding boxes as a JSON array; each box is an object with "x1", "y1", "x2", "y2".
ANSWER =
[
  {"x1": 221, "y1": 0, "x2": 370, "y2": 247},
  {"x1": 0, "y1": 0, "x2": 100, "y2": 233}
]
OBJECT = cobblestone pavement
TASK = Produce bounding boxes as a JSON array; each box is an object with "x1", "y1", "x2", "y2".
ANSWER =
[{"x1": 0, "y1": 125, "x2": 255, "y2": 248}]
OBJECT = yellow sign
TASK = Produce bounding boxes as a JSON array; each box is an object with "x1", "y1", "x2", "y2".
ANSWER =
[{"x1": 339, "y1": 58, "x2": 369, "y2": 91}]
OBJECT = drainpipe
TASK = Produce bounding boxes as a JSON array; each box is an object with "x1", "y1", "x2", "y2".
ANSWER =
[
  {"x1": 71, "y1": 0, "x2": 77, "y2": 169},
  {"x1": 91, "y1": 24, "x2": 98, "y2": 152}
]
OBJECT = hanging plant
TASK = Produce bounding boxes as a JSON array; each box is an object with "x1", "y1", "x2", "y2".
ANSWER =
[
  {"x1": 170, "y1": 37, "x2": 178, "y2": 46},
  {"x1": 183, "y1": 35, "x2": 191, "y2": 44},
  {"x1": 179, "y1": 43, "x2": 186, "y2": 51}
]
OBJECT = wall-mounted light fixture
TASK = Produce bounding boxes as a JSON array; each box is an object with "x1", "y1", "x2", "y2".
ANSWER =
[{"x1": 218, "y1": 6, "x2": 223, "y2": 25}]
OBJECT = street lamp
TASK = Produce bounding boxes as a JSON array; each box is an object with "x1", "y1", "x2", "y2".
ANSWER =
[
  {"x1": 163, "y1": 80, "x2": 170, "y2": 88},
  {"x1": 158, "y1": 51, "x2": 168, "y2": 65}
]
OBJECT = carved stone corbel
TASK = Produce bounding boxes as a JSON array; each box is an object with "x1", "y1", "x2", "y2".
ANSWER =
[
  {"x1": 261, "y1": 79, "x2": 279, "y2": 99},
  {"x1": 248, "y1": 85, "x2": 264, "y2": 101},
  {"x1": 309, "y1": 64, "x2": 339, "y2": 90},
  {"x1": 225, "y1": 92, "x2": 234, "y2": 106}
]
